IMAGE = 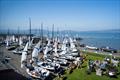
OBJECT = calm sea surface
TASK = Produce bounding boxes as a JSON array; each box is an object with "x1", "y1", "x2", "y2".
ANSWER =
[{"x1": 79, "y1": 32, "x2": 120, "y2": 50}]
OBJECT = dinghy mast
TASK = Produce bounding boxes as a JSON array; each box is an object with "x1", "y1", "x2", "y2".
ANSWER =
[
  {"x1": 29, "y1": 18, "x2": 31, "y2": 41},
  {"x1": 52, "y1": 24, "x2": 54, "y2": 41}
]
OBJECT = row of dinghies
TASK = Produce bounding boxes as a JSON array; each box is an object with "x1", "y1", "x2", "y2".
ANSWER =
[{"x1": 19, "y1": 36, "x2": 80, "y2": 79}]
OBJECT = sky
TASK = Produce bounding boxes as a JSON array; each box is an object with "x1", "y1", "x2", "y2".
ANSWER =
[{"x1": 0, "y1": 0, "x2": 120, "y2": 31}]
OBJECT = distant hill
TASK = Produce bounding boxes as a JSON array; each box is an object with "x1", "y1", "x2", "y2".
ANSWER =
[
  {"x1": 102, "y1": 29, "x2": 120, "y2": 33},
  {"x1": 0, "y1": 28, "x2": 119, "y2": 35}
]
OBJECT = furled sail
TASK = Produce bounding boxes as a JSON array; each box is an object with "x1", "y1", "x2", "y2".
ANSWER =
[{"x1": 21, "y1": 42, "x2": 28, "y2": 68}]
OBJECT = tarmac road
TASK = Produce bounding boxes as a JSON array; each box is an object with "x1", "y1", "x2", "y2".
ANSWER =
[{"x1": 0, "y1": 46, "x2": 31, "y2": 79}]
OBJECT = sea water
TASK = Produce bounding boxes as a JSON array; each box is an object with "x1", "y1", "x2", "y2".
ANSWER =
[{"x1": 79, "y1": 31, "x2": 120, "y2": 50}]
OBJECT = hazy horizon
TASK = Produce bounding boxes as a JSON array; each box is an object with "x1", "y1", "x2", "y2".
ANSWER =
[{"x1": 0, "y1": 0, "x2": 120, "y2": 31}]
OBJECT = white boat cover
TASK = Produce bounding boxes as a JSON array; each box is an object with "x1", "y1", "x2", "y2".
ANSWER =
[
  {"x1": 43, "y1": 46, "x2": 49, "y2": 58},
  {"x1": 21, "y1": 42, "x2": 28, "y2": 68},
  {"x1": 12, "y1": 35, "x2": 15, "y2": 42},
  {"x1": 29, "y1": 38, "x2": 33, "y2": 47},
  {"x1": 6, "y1": 40, "x2": 9, "y2": 47},
  {"x1": 47, "y1": 39, "x2": 51, "y2": 46},
  {"x1": 19, "y1": 37, "x2": 23, "y2": 46},
  {"x1": 70, "y1": 42, "x2": 75, "y2": 49},
  {"x1": 32, "y1": 41, "x2": 41, "y2": 60}
]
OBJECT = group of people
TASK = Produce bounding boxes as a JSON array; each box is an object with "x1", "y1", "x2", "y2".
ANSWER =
[{"x1": 87, "y1": 57, "x2": 120, "y2": 77}]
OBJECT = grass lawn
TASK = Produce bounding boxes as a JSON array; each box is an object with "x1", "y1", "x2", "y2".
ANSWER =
[{"x1": 54, "y1": 52, "x2": 120, "y2": 80}]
